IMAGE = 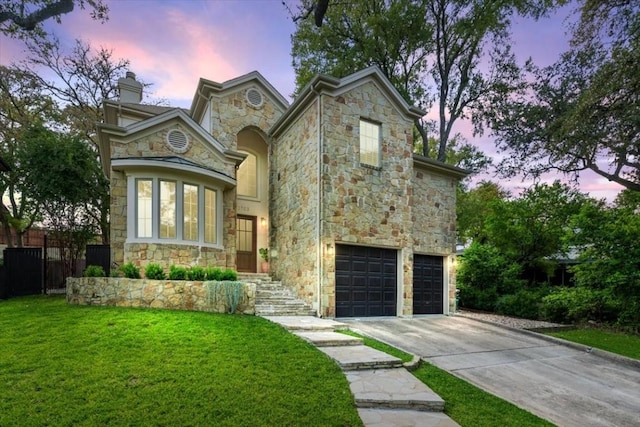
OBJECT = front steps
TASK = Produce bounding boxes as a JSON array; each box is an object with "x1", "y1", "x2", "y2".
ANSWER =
[{"x1": 238, "y1": 274, "x2": 315, "y2": 317}]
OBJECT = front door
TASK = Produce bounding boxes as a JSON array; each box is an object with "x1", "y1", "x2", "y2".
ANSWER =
[{"x1": 236, "y1": 215, "x2": 257, "y2": 273}]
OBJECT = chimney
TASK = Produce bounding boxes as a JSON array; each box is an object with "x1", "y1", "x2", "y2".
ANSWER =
[{"x1": 118, "y1": 71, "x2": 143, "y2": 103}]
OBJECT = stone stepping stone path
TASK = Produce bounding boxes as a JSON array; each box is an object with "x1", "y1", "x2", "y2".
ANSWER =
[{"x1": 264, "y1": 316, "x2": 460, "y2": 427}]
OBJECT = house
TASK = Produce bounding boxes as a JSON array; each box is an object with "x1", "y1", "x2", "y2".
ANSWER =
[{"x1": 97, "y1": 67, "x2": 468, "y2": 318}]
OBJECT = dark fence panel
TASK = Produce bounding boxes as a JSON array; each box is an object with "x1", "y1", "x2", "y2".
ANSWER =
[
  {"x1": 0, "y1": 265, "x2": 6, "y2": 299},
  {"x1": 86, "y1": 245, "x2": 111, "y2": 276},
  {"x1": 4, "y1": 247, "x2": 43, "y2": 297}
]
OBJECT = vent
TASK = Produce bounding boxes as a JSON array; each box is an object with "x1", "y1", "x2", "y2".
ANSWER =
[
  {"x1": 246, "y1": 88, "x2": 264, "y2": 108},
  {"x1": 166, "y1": 129, "x2": 189, "y2": 153}
]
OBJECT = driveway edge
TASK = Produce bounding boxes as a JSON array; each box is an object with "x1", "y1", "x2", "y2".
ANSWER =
[{"x1": 456, "y1": 313, "x2": 640, "y2": 370}]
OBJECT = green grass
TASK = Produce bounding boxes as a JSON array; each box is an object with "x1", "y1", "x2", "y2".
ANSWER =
[
  {"x1": 0, "y1": 296, "x2": 362, "y2": 427},
  {"x1": 547, "y1": 328, "x2": 640, "y2": 360},
  {"x1": 343, "y1": 330, "x2": 554, "y2": 427}
]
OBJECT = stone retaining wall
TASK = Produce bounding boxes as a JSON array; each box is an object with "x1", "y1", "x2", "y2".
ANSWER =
[{"x1": 66, "y1": 277, "x2": 256, "y2": 315}]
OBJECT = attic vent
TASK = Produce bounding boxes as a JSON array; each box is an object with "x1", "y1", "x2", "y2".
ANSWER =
[
  {"x1": 166, "y1": 129, "x2": 189, "y2": 153},
  {"x1": 245, "y1": 88, "x2": 264, "y2": 109}
]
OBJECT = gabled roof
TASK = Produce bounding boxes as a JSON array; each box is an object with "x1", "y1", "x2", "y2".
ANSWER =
[
  {"x1": 270, "y1": 66, "x2": 426, "y2": 138},
  {"x1": 190, "y1": 71, "x2": 289, "y2": 124},
  {"x1": 97, "y1": 108, "x2": 246, "y2": 177},
  {"x1": 102, "y1": 100, "x2": 180, "y2": 126}
]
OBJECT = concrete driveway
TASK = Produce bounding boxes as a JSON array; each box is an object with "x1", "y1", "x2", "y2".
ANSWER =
[{"x1": 344, "y1": 316, "x2": 640, "y2": 427}]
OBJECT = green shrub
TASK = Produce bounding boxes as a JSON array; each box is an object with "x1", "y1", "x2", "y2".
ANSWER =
[
  {"x1": 458, "y1": 284, "x2": 498, "y2": 312},
  {"x1": 168, "y1": 265, "x2": 188, "y2": 280},
  {"x1": 110, "y1": 268, "x2": 122, "y2": 278},
  {"x1": 187, "y1": 266, "x2": 205, "y2": 281},
  {"x1": 495, "y1": 288, "x2": 550, "y2": 319},
  {"x1": 541, "y1": 287, "x2": 620, "y2": 324},
  {"x1": 220, "y1": 268, "x2": 238, "y2": 281},
  {"x1": 204, "y1": 267, "x2": 223, "y2": 281},
  {"x1": 119, "y1": 262, "x2": 140, "y2": 279},
  {"x1": 145, "y1": 263, "x2": 166, "y2": 280},
  {"x1": 458, "y1": 242, "x2": 521, "y2": 296},
  {"x1": 84, "y1": 265, "x2": 106, "y2": 277}
]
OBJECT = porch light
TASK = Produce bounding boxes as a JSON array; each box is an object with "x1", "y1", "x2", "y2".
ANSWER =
[
  {"x1": 326, "y1": 243, "x2": 334, "y2": 256},
  {"x1": 261, "y1": 217, "x2": 267, "y2": 227}
]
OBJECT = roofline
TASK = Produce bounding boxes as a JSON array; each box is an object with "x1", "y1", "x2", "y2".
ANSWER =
[
  {"x1": 270, "y1": 66, "x2": 426, "y2": 138},
  {"x1": 111, "y1": 157, "x2": 237, "y2": 189},
  {"x1": 412, "y1": 154, "x2": 471, "y2": 179},
  {"x1": 190, "y1": 71, "x2": 289, "y2": 122}
]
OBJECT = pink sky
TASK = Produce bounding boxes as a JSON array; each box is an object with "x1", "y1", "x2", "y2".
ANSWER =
[{"x1": 0, "y1": 0, "x2": 625, "y2": 201}]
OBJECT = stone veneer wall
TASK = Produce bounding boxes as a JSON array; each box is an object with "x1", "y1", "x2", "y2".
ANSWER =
[
  {"x1": 270, "y1": 101, "x2": 320, "y2": 311},
  {"x1": 320, "y1": 81, "x2": 417, "y2": 317},
  {"x1": 109, "y1": 122, "x2": 239, "y2": 269},
  {"x1": 412, "y1": 164, "x2": 459, "y2": 313},
  {"x1": 207, "y1": 88, "x2": 285, "y2": 150},
  {"x1": 66, "y1": 277, "x2": 256, "y2": 315}
]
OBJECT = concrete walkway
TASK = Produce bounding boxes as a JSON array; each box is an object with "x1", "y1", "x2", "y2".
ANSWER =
[
  {"x1": 263, "y1": 316, "x2": 460, "y2": 427},
  {"x1": 344, "y1": 316, "x2": 640, "y2": 427}
]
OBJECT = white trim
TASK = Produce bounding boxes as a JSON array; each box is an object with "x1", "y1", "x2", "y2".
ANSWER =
[{"x1": 112, "y1": 158, "x2": 236, "y2": 188}]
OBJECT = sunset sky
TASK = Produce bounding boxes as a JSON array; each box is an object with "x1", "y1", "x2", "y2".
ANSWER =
[{"x1": 0, "y1": 0, "x2": 624, "y2": 200}]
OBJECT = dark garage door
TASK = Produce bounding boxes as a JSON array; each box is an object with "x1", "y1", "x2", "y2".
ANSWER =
[
  {"x1": 335, "y1": 245, "x2": 397, "y2": 317},
  {"x1": 413, "y1": 254, "x2": 444, "y2": 314}
]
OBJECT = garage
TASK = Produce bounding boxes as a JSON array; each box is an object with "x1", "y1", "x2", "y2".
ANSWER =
[
  {"x1": 335, "y1": 244, "x2": 397, "y2": 317},
  {"x1": 413, "y1": 254, "x2": 444, "y2": 314}
]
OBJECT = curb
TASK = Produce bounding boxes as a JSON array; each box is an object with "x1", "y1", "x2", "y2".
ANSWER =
[{"x1": 457, "y1": 314, "x2": 640, "y2": 370}]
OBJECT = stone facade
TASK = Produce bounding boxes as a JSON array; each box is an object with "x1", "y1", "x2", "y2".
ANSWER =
[
  {"x1": 98, "y1": 67, "x2": 467, "y2": 318},
  {"x1": 67, "y1": 277, "x2": 256, "y2": 314}
]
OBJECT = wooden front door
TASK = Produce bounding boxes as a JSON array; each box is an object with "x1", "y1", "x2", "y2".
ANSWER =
[{"x1": 236, "y1": 215, "x2": 257, "y2": 273}]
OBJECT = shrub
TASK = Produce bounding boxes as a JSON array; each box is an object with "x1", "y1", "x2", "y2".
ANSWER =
[
  {"x1": 168, "y1": 265, "x2": 188, "y2": 280},
  {"x1": 458, "y1": 242, "x2": 521, "y2": 296},
  {"x1": 204, "y1": 267, "x2": 223, "y2": 281},
  {"x1": 119, "y1": 262, "x2": 140, "y2": 279},
  {"x1": 495, "y1": 288, "x2": 550, "y2": 320},
  {"x1": 187, "y1": 266, "x2": 206, "y2": 281},
  {"x1": 145, "y1": 263, "x2": 166, "y2": 280},
  {"x1": 84, "y1": 265, "x2": 106, "y2": 277},
  {"x1": 457, "y1": 284, "x2": 498, "y2": 312},
  {"x1": 220, "y1": 268, "x2": 238, "y2": 281},
  {"x1": 540, "y1": 287, "x2": 620, "y2": 324}
]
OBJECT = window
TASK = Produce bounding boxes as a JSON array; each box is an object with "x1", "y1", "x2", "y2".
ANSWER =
[
  {"x1": 237, "y1": 151, "x2": 257, "y2": 197},
  {"x1": 131, "y1": 177, "x2": 220, "y2": 246},
  {"x1": 359, "y1": 119, "x2": 381, "y2": 167},
  {"x1": 159, "y1": 180, "x2": 176, "y2": 239},
  {"x1": 183, "y1": 184, "x2": 199, "y2": 241},
  {"x1": 204, "y1": 188, "x2": 216, "y2": 243},
  {"x1": 136, "y1": 179, "x2": 152, "y2": 238}
]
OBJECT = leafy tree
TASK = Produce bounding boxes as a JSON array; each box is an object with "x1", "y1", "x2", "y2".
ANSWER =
[
  {"x1": 18, "y1": 38, "x2": 135, "y2": 243},
  {"x1": 0, "y1": 0, "x2": 108, "y2": 37},
  {"x1": 483, "y1": 0, "x2": 639, "y2": 191},
  {"x1": 291, "y1": 0, "x2": 553, "y2": 162},
  {"x1": 21, "y1": 124, "x2": 104, "y2": 279},
  {"x1": 485, "y1": 182, "x2": 588, "y2": 284},
  {"x1": 566, "y1": 190, "x2": 640, "y2": 328},
  {"x1": 0, "y1": 65, "x2": 59, "y2": 247},
  {"x1": 456, "y1": 181, "x2": 509, "y2": 244}
]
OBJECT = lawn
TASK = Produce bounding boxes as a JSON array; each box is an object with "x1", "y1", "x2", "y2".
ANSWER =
[
  {"x1": 341, "y1": 330, "x2": 554, "y2": 427},
  {"x1": 0, "y1": 296, "x2": 362, "y2": 427},
  {"x1": 546, "y1": 328, "x2": 640, "y2": 360}
]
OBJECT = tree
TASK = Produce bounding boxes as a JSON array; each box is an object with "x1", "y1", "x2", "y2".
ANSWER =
[
  {"x1": 0, "y1": 0, "x2": 107, "y2": 37},
  {"x1": 483, "y1": 0, "x2": 639, "y2": 191},
  {"x1": 18, "y1": 38, "x2": 134, "y2": 243},
  {"x1": 456, "y1": 181, "x2": 509, "y2": 244},
  {"x1": 21, "y1": 124, "x2": 104, "y2": 279},
  {"x1": 0, "y1": 65, "x2": 59, "y2": 247},
  {"x1": 291, "y1": 0, "x2": 552, "y2": 162},
  {"x1": 566, "y1": 190, "x2": 640, "y2": 328}
]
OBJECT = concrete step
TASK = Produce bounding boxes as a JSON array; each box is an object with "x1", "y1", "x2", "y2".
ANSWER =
[
  {"x1": 294, "y1": 331, "x2": 364, "y2": 347},
  {"x1": 262, "y1": 316, "x2": 347, "y2": 331},
  {"x1": 357, "y1": 408, "x2": 460, "y2": 427},
  {"x1": 257, "y1": 309, "x2": 316, "y2": 316},
  {"x1": 346, "y1": 368, "x2": 445, "y2": 411},
  {"x1": 318, "y1": 345, "x2": 404, "y2": 371}
]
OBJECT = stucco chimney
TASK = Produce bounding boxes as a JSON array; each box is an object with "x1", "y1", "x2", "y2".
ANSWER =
[{"x1": 118, "y1": 71, "x2": 143, "y2": 103}]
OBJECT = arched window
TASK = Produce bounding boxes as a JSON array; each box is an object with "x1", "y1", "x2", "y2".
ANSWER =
[{"x1": 237, "y1": 151, "x2": 257, "y2": 198}]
